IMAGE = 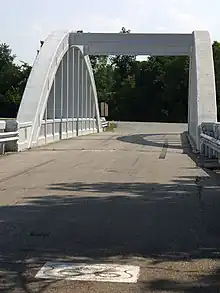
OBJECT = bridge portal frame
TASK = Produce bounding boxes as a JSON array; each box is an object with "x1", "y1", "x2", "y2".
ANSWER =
[{"x1": 17, "y1": 30, "x2": 217, "y2": 151}]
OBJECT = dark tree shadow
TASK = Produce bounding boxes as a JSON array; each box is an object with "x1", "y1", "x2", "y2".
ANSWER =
[
  {"x1": 117, "y1": 133, "x2": 184, "y2": 150},
  {"x1": 1, "y1": 176, "x2": 220, "y2": 292},
  {"x1": 141, "y1": 267, "x2": 220, "y2": 292},
  {"x1": 117, "y1": 131, "x2": 202, "y2": 169}
]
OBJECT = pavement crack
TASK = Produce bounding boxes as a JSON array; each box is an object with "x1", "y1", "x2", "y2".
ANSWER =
[
  {"x1": 159, "y1": 137, "x2": 168, "y2": 159},
  {"x1": 29, "y1": 231, "x2": 50, "y2": 237},
  {"x1": 132, "y1": 156, "x2": 139, "y2": 167},
  {"x1": 0, "y1": 160, "x2": 55, "y2": 185},
  {"x1": 195, "y1": 176, "x2": 204, "y2": 201}
]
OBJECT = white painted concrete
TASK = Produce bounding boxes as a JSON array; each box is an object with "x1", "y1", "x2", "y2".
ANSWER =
[
  {"x1": 188, "y1": 31, "x2": 217, "y2": 149},
  {"x1": 0, "y1": 120, "x2": 6, "y2": 132},
  {"x1": 36, "y1": 262, "x2": 140, "y2": 283},
  {"x1": 70, "y1": 33, "x2": 192, "y2": 56},
  {"x1": 17, "y1": 32, "x2": 101, "y2": 151}
]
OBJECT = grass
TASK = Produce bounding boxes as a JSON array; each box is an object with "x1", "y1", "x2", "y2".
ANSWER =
[
  {"x1": 0, "y1": 118, "x2": 16, "y2": 120},
  {"x1": 105, "y1": 121, "x2": 117, "y2": 131}
]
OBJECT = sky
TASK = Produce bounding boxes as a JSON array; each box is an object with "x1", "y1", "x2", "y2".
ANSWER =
[{"x1": 1, "y1": 0, "x2": 220, "y2": 65}]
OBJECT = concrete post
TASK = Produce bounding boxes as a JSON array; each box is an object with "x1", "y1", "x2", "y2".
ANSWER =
[
  {"x1": 189, "y1": 31, "x2": 217, "y2": 150},
  {"x1": 5, "y1": 120, "x2": 18, "y2": 152}
]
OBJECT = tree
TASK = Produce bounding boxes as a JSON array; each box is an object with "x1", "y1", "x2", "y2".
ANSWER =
[
  {"x1": 90, "y1": 55, "x2": 113, "y2": 103},
  {"x1": 108, "y1": 27, "x2": 137, "y2": 120},
  {"x1": 0, "y1": 43, "x2": 31, "y2": 117}
]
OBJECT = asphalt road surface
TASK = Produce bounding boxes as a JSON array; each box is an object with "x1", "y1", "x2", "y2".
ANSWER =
[{"x1": 1, "y1": 122, "x2": 220, "y2": 292}]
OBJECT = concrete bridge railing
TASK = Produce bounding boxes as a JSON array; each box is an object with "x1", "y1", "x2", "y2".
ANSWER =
[
  {"x1": 0, "y1": 118, "x2": 98, "y2": 152},
  {"x1": 37, "y1": 118, "x2": 97, "y2": 147},
  {"x1": 200, "y1": 122, "x2": 220, "y2": 166},
  {"x1": 0, "y1": 117, "x2": 110, "y2": 154},
  {"x1": 0, "y1": 120, "x2": 19, "y2": 154}
]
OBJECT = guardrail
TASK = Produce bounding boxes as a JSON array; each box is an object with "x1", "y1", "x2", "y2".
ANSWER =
[
  {"x1": 200, "y1": 133, "x2": 220, "y2": 155},
  {"x1": 0, "y1": 131, "x2": 19, "y2": 155},
  {"x1": 199, "y1": 122, "x2": 220, "y2": 167},
  {"x1": 100, "y1": 117, "x2": 108, "y2": 129},
  {"x1": 0, "y1": 117, "x2": 107, "y2": 155}
]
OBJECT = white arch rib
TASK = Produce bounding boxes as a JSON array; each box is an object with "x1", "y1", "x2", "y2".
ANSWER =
[{"x1": 17, "y1": 31, "x2": 101, "y2": 149}]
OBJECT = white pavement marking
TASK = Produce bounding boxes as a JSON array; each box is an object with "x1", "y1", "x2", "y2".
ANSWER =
[
  {"x1": 35, "y1": 262, "x2": 140, "y2": 283},
  {"x1": 82, "y1": 149, "x2": 115, "y2": 152}
]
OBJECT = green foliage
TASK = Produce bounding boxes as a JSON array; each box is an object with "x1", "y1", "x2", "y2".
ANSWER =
[
  {"x1": 90, "y1": 55, "x2": 113, "y2": 103},
  {"x1": 105, "y1": 121, "x2": 117, "y2": 131},
  {"x1": 0, "y1": 43, "x2": 31, "y2": 118},
  {"x1": 92, "y1": 27, "x2": 220, "y2": 122}
]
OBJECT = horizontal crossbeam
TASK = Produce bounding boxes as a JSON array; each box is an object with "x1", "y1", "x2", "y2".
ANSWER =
[{"x1": 70, "y1": 33, "x2": 193, "y2": 56}]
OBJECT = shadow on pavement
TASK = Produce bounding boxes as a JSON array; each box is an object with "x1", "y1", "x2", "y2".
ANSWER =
[
  {"x1": 141, "y1": 266, "x2": 220, "y2": 292},
  {"x1": 117, "y1": 132, "x2": 185, "y2": 150},
  {"x1": 117, "y1": 131, "x2": 201, "y2": 167},
  {"x1": 1, "y1": 175, "x2": 220, "y2": 292}
]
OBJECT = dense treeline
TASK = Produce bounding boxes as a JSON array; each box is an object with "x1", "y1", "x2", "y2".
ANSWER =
[
  {"x1": 92, "y1": 54, "x2": 189, "y2": 122},
  {"x1": 1, "y1": 28, "x2": 220, "y2": 122},
  {"x1": 0, "y1": 43, "x2": 31, "y2": 117},
  {"x1": 91, "y1": 28, "x2": 220, "y2": 122}
]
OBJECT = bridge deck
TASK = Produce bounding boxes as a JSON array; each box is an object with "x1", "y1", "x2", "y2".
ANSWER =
[{"x1": 1, "y1": 122, "x2": 220, "y2": 292}]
